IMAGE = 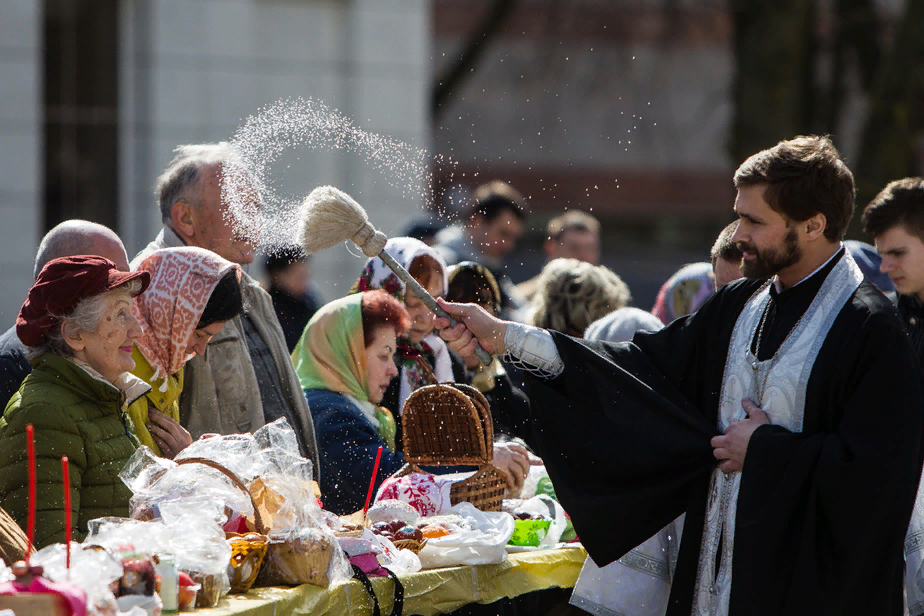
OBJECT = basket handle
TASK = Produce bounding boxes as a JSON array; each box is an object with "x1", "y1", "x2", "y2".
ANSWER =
[
  {"x1": 175, "y1": 457, "x2": 266, "y2": 534},
  {"x1": 454, "y1": 384, "x2": 495, "y2": 464},
  {"x1": 439, "y1": 383, "x2": 492, "y2": 465},
  {"x1": 474, "y1": 396, "x2": 494, "y2": 460}
]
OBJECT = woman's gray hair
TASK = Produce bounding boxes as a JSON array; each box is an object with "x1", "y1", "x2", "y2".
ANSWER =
[
  {"x1": 27, "y1": 279, "x2": 143, "y2": 359},
  {"x1": 155, "y1": 142, "x2": 238, "y2": 222},
  {"x1": 528, "y1": 258, "x2": 631, "y2": 337}
]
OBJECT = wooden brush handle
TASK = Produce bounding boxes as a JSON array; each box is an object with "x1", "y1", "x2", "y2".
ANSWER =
[{"x1": 378, "y1": 251, "x2": 493, "y2": 366}]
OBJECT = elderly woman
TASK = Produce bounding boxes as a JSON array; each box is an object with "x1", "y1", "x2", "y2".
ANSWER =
[
  {"x1": 128, "y1": 247, "x2": 243, "y2": 458},
  {"x1": 0, "y1": 256, "x2": 151, "y2": 548},
  {"x1": 354, "y1": 237, "x2": 454, "y2": 420},
  {"x1": 528, "y1": 258, "x2": 631, "y2": 337}
]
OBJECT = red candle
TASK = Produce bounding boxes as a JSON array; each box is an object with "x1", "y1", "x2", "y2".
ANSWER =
[
  {"x1": 62, "y1": 456, "x2": 71, "y2": 569},
  {"x1": 363, "y1": 446, "x2": 384, "y2": 518},
  {"x1": 25, "y1": 424, "x2": 35, "y2": 563}
]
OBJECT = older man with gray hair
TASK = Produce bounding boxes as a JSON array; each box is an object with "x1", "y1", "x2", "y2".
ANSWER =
[
  {"x1": 136, "y1": 143, "x2": 320, "y2": 474},
  {"x1": 0, "y1": 220, "x2": 131, "y2": 410}
]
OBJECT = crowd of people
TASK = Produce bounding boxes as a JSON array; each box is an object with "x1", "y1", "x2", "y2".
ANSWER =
[{"x1": 0, "y1": 135, "x2": 923, "y2": 615}]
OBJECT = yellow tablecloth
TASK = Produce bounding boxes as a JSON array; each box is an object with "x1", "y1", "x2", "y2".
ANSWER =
[{"x1": 204, "y1": 546, "x2": 587, "y2": 616}]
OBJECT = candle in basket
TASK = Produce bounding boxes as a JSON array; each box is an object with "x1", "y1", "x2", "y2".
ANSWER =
[{"x1": 363, "y1": 446, "x2": 384, "y2": 517}]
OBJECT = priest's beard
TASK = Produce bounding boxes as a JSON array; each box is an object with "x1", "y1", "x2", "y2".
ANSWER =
[{"x1": 739, "y1": 227, "x2": 801, "y2": 280}]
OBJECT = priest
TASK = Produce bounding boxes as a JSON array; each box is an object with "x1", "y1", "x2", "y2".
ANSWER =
[{"x1": 436, "y1": 136, "x2": 924, "y2": 615}]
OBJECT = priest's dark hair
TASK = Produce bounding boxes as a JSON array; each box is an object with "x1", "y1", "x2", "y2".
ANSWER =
[
  {"x1": 710, "y1": 221, "x2": 743, "y2": 267},
  {"x1": 197, "y1": 270, "x2": 243, "y2": 329},
  {"x1": 861, "y1": 177, "x2": 924, "y2": 241},
  {"x1": 468, "y1": 180, "x2": 527, "y2": 223},
  {"x1": 733, "y1": 135, "x2": 855, "y2": 242}
]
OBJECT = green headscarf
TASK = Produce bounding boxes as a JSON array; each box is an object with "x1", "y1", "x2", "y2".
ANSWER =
[{"x1": 292, "y1": 293, "x2": 396, "y2": 449}]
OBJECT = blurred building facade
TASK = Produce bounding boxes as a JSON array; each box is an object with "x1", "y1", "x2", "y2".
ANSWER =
[
  {"x1": 429, "y1": 0, "x2": 915, "y2": 306},
  {"x1": 0, "y1": 0, "x2": 430, "y2": 322},
  {"x1": 430, "y1": 0, "x2": 736, "y2": 304}
]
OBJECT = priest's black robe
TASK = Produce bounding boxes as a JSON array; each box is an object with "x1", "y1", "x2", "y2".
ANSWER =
[{"x1": 525, "y1": 265, "x2": 924, "y2": 615}]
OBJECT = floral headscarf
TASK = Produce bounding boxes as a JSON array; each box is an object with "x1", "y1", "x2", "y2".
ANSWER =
[
  {"x1": 132, "y1": 247, "x2": 239, "y2": 386},
  {"x1": 353, "y1": 237, "x2": 449, "y2": 301},
  {"x1": 291, "y1": 293, "x2": 396, "y2": 449},
  {"x1": 651, "y1": 262, "x2": 716, "y2": 325},
  {"x1": 352, "y1": 237, "x2": 453, "y2": 413}
]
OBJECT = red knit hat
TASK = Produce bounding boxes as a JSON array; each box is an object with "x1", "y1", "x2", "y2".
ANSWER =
[{"x1": 16, "y1": 256, "x2": 151, "y2": 347}]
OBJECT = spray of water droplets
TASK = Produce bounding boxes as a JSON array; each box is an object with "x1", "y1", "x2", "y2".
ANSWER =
[{"x1": 221, "y1": 97, "x2": 432, "y2": 253}]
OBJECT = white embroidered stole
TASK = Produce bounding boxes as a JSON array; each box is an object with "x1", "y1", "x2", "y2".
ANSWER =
[{"x1": 692, "y1": 253, "x2": 864, "y2": 616}]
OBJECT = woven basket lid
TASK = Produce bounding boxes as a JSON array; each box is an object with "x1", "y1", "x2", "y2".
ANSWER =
[
  {"x1": 452, "y1": 384, "x2": 494, "y2": 455},
  {"x1": 402, "y1": 384, "x2": 490, "y2": 466},
  {"x1": 0, "y1": 505, "x2": 29, "y2": 566}
]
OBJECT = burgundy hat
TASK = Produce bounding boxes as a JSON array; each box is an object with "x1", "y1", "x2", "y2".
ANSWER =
[{"x1": 16, "y1": 256, "x2": 151, "y2": 347}]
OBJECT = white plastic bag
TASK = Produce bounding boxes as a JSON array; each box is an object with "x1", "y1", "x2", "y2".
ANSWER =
[
  {"x1": 31, "y1": 542, "x2": 124, "y2": 615},
  {"x1": 417, "y1": 502, "x2": 514, "y2": 568}
]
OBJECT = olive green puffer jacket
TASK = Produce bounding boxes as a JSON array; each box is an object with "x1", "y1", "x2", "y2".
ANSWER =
[{"x1": 0, "y1": 353, "x2": 146, "y2": 549}]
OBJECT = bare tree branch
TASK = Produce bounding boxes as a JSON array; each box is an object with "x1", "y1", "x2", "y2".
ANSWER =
[
  {"x1": 432, "y1": 0, "x2": 517, "y2": 119},
  {"x1": 853, "y1": 0, "x2": 924, "y2": 208}
]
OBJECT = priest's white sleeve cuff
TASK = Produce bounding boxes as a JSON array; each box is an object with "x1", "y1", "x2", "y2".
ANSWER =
[{"x1": 503, "y1": 323, "x2": 564, "y2": 378}]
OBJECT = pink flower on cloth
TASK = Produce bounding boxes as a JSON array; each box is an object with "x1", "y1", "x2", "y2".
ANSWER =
[
  {"x1": 131, "y1": 247, "x2": 240, "y2": 383},
  {"x1": 376, "y1": 472, "x2": 455, "y2": 516}
]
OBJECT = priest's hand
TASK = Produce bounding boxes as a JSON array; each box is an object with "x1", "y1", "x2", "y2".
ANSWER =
[
  {"x1": 434, "y1": 299, "x2": 509, "y2": 357},
  {"x1": 710, "y1": 398, "x2": 770, "y2": 473}
]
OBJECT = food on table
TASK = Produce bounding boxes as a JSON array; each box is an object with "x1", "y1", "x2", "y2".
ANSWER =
[
  {"x1": 256, "y1": 528, "x2": 336, "y2": 587},
  {"x1": 177, "y1": 572, "x2": 200, "y2": 611},
  {"x1": 420, "y1": 513, "x2": 469, "y2": 531},
  {"x1": 419, "y1": 524, "x2": 451, "y2": 539},
  {"x1": 370, "y1": 520, "x2": 408, "y2": 541},
  {"x1": 227, "y1": 532, "x2": 269, "y2": 592},
  {"x1": 393, "y1": 527, "x2": 424, "y2": 542},
  {"x1": 513, "y1": 512, "x2": 546, "y2": 521},
  {"x1": 333, "y1": 519, "x2": 364, "y2": 537},
  {"x1": 117, "y1": 558, "x2": 158, "y2": 597},
  {"x1": 366, "y1": 499, "x2": 420, "y2": 526},
  {"x1": 189, "y1": 571, "x2": 223, "y2": 608}
]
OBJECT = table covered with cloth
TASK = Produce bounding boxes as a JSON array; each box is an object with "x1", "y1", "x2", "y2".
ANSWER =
[{"x1": 202, "y1": 547, "x2": 587, "y2": 616}]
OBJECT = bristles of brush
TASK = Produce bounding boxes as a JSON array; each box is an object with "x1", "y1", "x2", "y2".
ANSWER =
[
  {"x1": 298, "y1": 186, "x2": 368, "y2": 254},
  {"x1": 299, "y1": 185, "x2": 387, "y2": 257}
]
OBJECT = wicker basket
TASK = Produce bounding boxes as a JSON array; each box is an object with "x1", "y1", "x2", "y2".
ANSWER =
[
  {"x1": 226, "y1": 532, "x2": 269, "y2": 593},
  {"x1": 395, "y1": 383, "x2": 506, "y2": 512},
  {"x1": 254, "y1": 528, "x2": 335, "y2": 587},
  {"x1": 175, "y1": 458, "x2": 268, "y2": 593},
  {"x1": 333, "y1": 521, "x2": 365, "y2": 538},
  {"x1": 0, "y1": 505, "x2": 29, "y2": 567},
  {"x1": 392, "y1": 538, "x2": 427, "y2": 554}
]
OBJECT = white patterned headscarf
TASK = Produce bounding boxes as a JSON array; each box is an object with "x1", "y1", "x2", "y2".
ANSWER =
[
  {"x1": 131, "y1": 247, "x2": 239, "y2": 385},
  {"x1": 352, "y1": 237, "x2": 448, "y2": 301}
]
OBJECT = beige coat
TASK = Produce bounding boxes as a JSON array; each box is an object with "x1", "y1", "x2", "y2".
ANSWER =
[{"x1": 135, "y1": 228, "x2": 321, "y2": 477}]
